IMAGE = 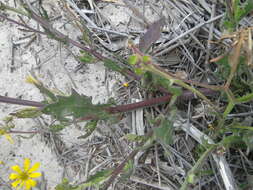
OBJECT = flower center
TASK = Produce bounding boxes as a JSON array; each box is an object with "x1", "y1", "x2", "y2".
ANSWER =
[{"x1": 20, "y1": 172, "x2": 29, "y2": 180}]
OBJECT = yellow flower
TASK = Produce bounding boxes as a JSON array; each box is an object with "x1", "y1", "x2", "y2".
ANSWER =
[
  {"x1": 0, "y1": 129, "x2": 14, "y2": 144},
  {"x1": 123, "y1": 82, "x2": 129, "y2": 87},
  {"x1": 9, "y1": 158, "x2": 41, "y2": 190}
]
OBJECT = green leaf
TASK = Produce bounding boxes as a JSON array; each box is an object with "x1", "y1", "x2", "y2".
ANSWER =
[
  {"x1": 79, "y1": 53, "x2": 94, "y2": 63},
  {"x1": 128, "y1": 54, "x2": 139, "y2": 65},
  {"x1": 235, "y1": 0, "x2": 253, "y2": 22},
  {"x1": 123, "y1": 134, "x2": 147, "y2": 142},
  {"x1": 188, "y1": 174, "x2": 196, "y2": 184},
  {"x1": 55, "y1": 178, "x2": 79, "y2": 190},
  {"x1": 236, "y1": 93, "x2": 253, "y2": 103},
  {"x1": 144, "y1": 72, "x2": 182, "y2": 96},
  {"x1": 78, "y1": 120, "x2": 98, "y2": 139},
  {"x1": 153, "y1": 117, "x2": 174, "y2": 145},
  {"x1": 120, "y1": 160, "x2": 134, "y2": 182},
  {"x1": 134, "y1": 67, "x2": 144, "y2": 75},
  {"x1": 142, "y1": 55, "x2": 151, "y2": 63},
  {"x1": 223, "y1": 101, "x2": 235, "y2": 118},
  {"x1": 3, "y1": 116, "x2": 13, "y2": 123},
  {"x1": 221, "y1": 135, "x2": 244, "y2": 149},
  {"x1": 243, "y1": 130, "x2": 253, "y2": 150},
  {"x1": 10, "y1": 108, "x2": 42, "y2": 118},
  {"x1": 49, "y1": 124, "x2": 66, "y2": 132},
  {"x1": 80, "y1": 169, "x2": 112, "y2": 188},
  {"x1": 104, "y1": 59, "x2": 123, "y2": 72},
  {"x1": 214, "y1": 55, "x2": 231, "y2": 80},
  {"x1": 42, "y1": 89, "x2": 111, "y2": 121},
  {"x1": 81, "y1": 29, "x2": 92, "y2": 45},
  {"x1": 223, "y1": 0, "x2": 253, "y2": 31},
  {"x1": 196, "y1": 169, "x2": 214, "y2": 177}
]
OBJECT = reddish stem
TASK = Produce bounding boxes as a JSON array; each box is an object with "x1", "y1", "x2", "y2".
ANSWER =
[
  {"x1": 106, "y1": 94, "x2": 171, "y2": 114},
  {"x1": 0, "y1": 88, "x2": 218, "y2": 119},
  {"x1": 0, "y1": 96, "x2": 44, "y2": 107}
]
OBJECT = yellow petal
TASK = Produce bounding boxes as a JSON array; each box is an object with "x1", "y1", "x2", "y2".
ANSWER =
[
  {"x1": 28, "y1": 163, "x2": 40, "y2": 174},
  {"x1": 26, "y1": 179, "x2": 36, "y2": 189},
  {"x1": 0, "y1": 161, "x2": 4, "y2": 165},
  {"x1": 29, "y1": 179, "x2": 36, "y2": 187},
  {"x1": 9, "y1": 173, "x2": 19, "y2": 180},
  {"x1": 11, "y1": 179, "x2": 21, "y2": 187},
  {"x1": 24, "y1": 180, "x2": 31, "y2": 190},
  {"x1": 29, "y1": 172, "x2": 41, "y2": 178},
  {"x1": 23, "y1": 158, "x2": 30, "y2": 171},
  {"x1": 11, "y1": 165, "x2": 22, "y2": 174},
  {"x1": 4, "y1": 133, "x2": 14, "y2": 144},
  {"x1": 17, "y1": 181, "x2": 25, "y2": 190}
]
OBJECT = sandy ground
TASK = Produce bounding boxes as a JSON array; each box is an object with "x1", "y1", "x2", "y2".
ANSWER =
[
  {"x1": 0, "y1": 0, "x2": 160, "y2": 189},
  {"x1": 0, "y1": 0, "x2": 124, "y2": 189}
]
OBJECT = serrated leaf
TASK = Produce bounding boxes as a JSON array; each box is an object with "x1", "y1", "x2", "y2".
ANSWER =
[
  {"x1": 80, "y1": 169, "x2": 112, "y2": 188},
  {"x1": 153, "y1": 117, "x2": 174, "y2": 145},
  {"x1": 139, "y1": 17, "x2": 165, "y2": 52},
  {"x1": 144, "y1": 72, "x2": 182, "y2": 96},
  {"x1": 10, "y1": 108, "x2": 42, "y2": 118},
  {"x1": 42, "y1": 89, "x2": 111, "y2": 121}
]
